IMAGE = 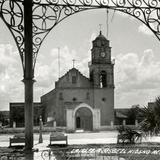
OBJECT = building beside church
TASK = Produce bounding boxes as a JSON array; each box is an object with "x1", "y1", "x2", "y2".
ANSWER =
[
  {"x1": 41, "y1": 31, "x2": 115, "y2": 131},
  {"x1": 10, "y1": 102, "x2": 44, "y2": 127}
]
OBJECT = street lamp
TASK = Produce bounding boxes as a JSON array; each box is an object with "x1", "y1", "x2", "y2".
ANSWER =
[{"x1": 39, "y1": 115, "x2": 43, "y2": 143}]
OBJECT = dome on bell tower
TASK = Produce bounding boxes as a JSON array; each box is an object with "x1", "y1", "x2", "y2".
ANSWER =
[
  {"x1": 95, "y1": 31, "x2": 107, "y2": 41},
  {"x1": 91, "y1": 31, "x2": 111, "y2": 64},
  {"x1": 93, "y1": 31, "x2": 110, "y2": 48}
]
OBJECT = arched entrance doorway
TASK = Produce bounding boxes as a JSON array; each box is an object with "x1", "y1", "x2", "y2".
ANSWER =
[
  {"x1": 75, "y1": 107, "x2": 93, "y2": 131},
  {"x1": 66, "y1": 103, "x2": 100, "y2": 131}
]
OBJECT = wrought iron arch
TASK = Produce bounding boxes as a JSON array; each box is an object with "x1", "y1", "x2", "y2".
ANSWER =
[
  {"x1": 0, "y1": 0, "x2": 160, "y2": 71},
  {"x1": 31, "y1": 2, "x2": 160, "y2": 71},
  {"x1": 0, "y1": 0, "x2": 24, "y2": 70}
]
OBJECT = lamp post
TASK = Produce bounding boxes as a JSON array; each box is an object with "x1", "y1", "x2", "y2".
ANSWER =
[{"x1": 39, "y1": 115, "x2": 43, "y2": 143}]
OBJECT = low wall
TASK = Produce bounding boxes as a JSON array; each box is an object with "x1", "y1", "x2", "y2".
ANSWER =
[
  {"x1": 0, "y1": 125, "x2": 138, "y2": 134},
  {"x1": 0, "y1": 126, "x2": 67, "y2": 134},
  {"x1": 100, "y1": 125, "x2": 138, "y2": 131}
]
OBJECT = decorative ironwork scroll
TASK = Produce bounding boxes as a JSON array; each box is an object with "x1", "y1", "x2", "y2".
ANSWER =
[
  {"x1": 32, "y1": 0, "x2": 160, "y2": 69},
  {"x1": 0, "y1": 0, "x2": 160, "y2": 71},
  {"x1": 32, "y1": 4, "x2": 95, "y2": 69},
  {"x1": 0, "y1": 0, "x2": 24, "y2": 70}
]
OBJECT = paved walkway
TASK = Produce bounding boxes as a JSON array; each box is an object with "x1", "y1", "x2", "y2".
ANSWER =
[
  {"x1": 0, "y1": 131, "x2": 119, "y2": 160},
  {"x1": 1, "y1": 131, "x2": 160, "y2": 148},
  {"x1": 34, "y1": 131, "x2": 118, "y2": 151},
  {"x1": 1, "y1": 131, "x2": 160, "y2": 160}
]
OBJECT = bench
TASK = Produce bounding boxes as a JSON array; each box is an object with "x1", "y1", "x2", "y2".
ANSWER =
[
  {"x1": 9, "y1": 134, "x2": 25, "y2": 147},
  {"x1": 50, "y1": 132, "x2": 68, "y2": 145}
]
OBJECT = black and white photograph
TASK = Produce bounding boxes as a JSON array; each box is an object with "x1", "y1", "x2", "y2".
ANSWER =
[{"x1": 0, "y1": 0, "x2": 160, "y2": 159}]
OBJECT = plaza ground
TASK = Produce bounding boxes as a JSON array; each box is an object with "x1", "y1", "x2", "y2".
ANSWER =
[
  {"x1": 1, "y1": 131, "x2": 160, "y2": 160},
  {"x1": 1, "y1": 131, "x2": 160, "y2": 149},
  {"x1": 0, "y1": 131, "x2": 118, "y2": 148}
]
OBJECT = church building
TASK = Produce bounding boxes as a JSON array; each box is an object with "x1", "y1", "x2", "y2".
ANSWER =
[{"x1": 41, "y1": 31, "x2": 115, "y2": 131}]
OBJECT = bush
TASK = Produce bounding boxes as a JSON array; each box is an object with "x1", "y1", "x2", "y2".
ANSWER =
[{"x1": 117, "y1": 125, "x2": 142, "y2": 144}]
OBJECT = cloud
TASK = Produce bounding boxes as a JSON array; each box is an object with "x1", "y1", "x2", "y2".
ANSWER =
[
  {"x1": 50, "y1": 45, "x2": 91, "y2": 76},
  {"x1": 116, "y1": 10, "x2": 130, "y2": 18},
  {"x1": 0, "y1": 32, "x2": 159, "y2": 111},
  {"x1": 115, "y1": 49, "x2": 160, "y2": 108},
  {"x1": 37, "y1": 41, "x2": 160, "y2": 109},
  {"x1": 32, "y1": 37, "x2": 160, "y2": 109},
  {"x1": 89, "y1": 32, "x2": 97, "y2": 42},
  {"x1": 33, "y1": 32, "x2": 96, "y2": 102},
  {"x1": 34, "y1": 45, "x2": 90, "y2": 96},
  {"x1": 0, "y1": 44, "x2": 23, "y2": 110},
  {"x1": 138, "y1": 24, "x2": 153, "y2": 36}
]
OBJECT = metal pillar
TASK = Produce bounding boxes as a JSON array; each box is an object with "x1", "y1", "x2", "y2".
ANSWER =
[{"x1": 23, "y1": 0, "x2": 34, "y2": 151}]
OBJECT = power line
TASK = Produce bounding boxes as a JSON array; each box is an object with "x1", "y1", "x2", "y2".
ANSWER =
[
  {"x1": 58, "y1": 47, "x2": 60, "y2": 79},
  {"x1": 111, "y1": 10, "x2": 116, "y2": 23},
  {"x1": 106, "y1": 9, "x2": 109, "y2": 39}
]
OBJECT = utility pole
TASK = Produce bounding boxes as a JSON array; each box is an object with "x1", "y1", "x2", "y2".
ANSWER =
[{"x1": 23, "y1": 0, "x2": 34, "y2": 151}]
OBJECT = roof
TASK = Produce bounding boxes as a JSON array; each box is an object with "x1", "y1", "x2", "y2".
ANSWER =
[
  {"x1": 55, "y1": 67, "x2": 91, "y2": 88},
  {"x1": 115, "y1": 111, "x2": 128, "y2": 119},
  {"x1": 94, "y1": 31, "x2": 108, "y2": 41},
  {"x1": 58, "y1": 67, "x2": 89, "y2": 82}
]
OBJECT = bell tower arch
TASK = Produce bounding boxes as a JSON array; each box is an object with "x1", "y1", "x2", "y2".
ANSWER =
[{"x1": 89, "y1": 31, "x2": 114, "y2": 88}]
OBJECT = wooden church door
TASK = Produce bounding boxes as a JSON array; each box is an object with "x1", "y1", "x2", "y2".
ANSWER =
[{"x1": 75, "y1": 107, "x2": 93, "y2": 131}]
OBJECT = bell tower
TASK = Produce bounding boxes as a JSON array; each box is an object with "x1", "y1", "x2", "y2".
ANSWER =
[{"x1": 89, "y1": 31, "x2": 114, "y2": 88}]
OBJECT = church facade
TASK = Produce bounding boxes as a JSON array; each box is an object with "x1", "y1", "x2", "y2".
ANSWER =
[{"x1": 41, "y1": 31, "x2": 115, "y2": 131}]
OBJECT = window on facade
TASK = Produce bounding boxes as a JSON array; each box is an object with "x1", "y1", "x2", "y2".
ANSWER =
[
  {"x1": 72, "y1": 76, "x2": 77, "y2": 84},
  {"x1": 86, "y1": 92, "x2": 90, "y2": 100},
  {"x1": 73, "y1": 97, "x2": 77, "y2": 101},
  {"x1": 97, "y1": 40, "x2": 101, "y2": 47},
  {"x1": 59, "y1": 93, "x2": 63, "y2": 100},
  {"x1": 67, "y1": 74, "x2": 69, "y2": 82},
  {"x1": 100, "y1": 71, "x2": 107, "y2": 88},
  {"x1": 76, "y1": 117, "x2": 81, "y2": 128},
  {"x1": 90, "y1": 71, "x2": 93, "y2": 82}
]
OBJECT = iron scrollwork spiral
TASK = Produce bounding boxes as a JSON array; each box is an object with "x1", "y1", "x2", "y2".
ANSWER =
[
  {"x1": 117, "y1": 6, "x2": 160, "y2": 40},
  {"x1": 32, "y1": 3, "x2": 90, "y2": 69},
  {"x1": 32, "y1": 0, "x2": 160, "y2": 41},
  {"x1": 0, "y1": 0, "x2": 24, "y2": 70},
  {"x1": 32, "y1": 4, "x2": 58, "y2": 68},
  {"x1": 0, "y1": 0, "x2": 160, "y2": 72}
]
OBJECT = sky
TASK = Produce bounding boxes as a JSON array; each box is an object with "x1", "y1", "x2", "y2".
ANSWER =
[{"x1": 0, "y1": 8, "x2": 160, "y2": 110}]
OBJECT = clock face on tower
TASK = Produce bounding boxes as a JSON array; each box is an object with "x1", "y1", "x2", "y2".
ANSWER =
[{"x1": 101, "y1": 52, "x2": 105, "y2": 57}]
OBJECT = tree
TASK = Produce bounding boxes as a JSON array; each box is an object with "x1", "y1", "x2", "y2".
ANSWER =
[
  {"x1": 138, "y1": 96, "x2": 160, "y2": 135},
  {"x1": 154, "y1": 96, "x2": 160, "y2": 129},
  {"x1": 117, "y1": 125, "x2": 142, "y2": 144},
  {"x1": 127, "y1": 105, "x2": 141, "y2": 125},
  {"x1": 0, "y1": 112, "x2": 5, "y2": 125}
]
